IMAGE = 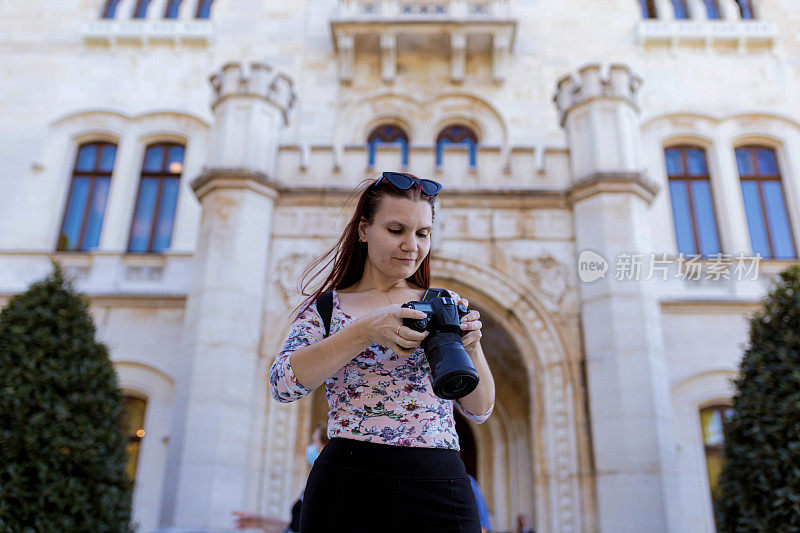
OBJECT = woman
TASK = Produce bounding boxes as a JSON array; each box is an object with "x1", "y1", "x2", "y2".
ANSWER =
[{"x1": 269, "y1": 172, "x2": 496, "y2": 533}]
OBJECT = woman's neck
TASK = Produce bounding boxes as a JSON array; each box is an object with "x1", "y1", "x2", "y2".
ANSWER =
[{"x1": 347, "y1": 264, "x2": 413, "y2": 294}]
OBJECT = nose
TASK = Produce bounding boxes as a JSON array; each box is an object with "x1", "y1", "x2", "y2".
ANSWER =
[{"x1": 401, "y1": 233, "x2": 419, "y2": 252}]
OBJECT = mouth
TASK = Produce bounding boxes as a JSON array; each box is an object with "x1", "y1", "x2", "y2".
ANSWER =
[{"x1": 395, "y1": 258, "x2": 416, "y2": 263}]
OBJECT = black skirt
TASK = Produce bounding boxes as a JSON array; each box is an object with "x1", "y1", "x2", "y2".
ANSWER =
[{"x1": 299, "y1": 437, "x2": 481, "y2": 533}]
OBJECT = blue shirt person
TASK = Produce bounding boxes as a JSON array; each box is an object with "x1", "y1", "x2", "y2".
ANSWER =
[{"x1": 467, "y1": 473, "x2": 492, "y2": 532}]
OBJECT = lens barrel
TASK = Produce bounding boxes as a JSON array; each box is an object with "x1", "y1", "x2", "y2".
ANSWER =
[{"x1": 423, "y1": 332, "x2": 479, "y2": 399}]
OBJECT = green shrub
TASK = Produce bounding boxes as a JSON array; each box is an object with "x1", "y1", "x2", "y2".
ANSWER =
[
  {"x1": 0, "y1": 260, "x2": 135, "y2": 532},
  {"x1": 716, "y1": 264, "x2": 800, "y2": 532}
]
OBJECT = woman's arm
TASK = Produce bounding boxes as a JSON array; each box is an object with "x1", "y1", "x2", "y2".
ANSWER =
[
  {"x1": 287, "y1": 319, "x2": 374, "y2": 391},
  {"x1": 455, "y1": 339, "x2": 495, "y2": 423},
  {"x1": 453, "y1": 294, "x2": 495, "y2": 423},
  {"x1": 269, "y1": 303, "x2": 428, "y2": 402}
]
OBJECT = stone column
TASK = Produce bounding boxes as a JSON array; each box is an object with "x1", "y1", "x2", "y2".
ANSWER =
[
  {"x1": 166, "y1": 61, "x2": 295, "y2": 531},
  {"x1": 553, "y1": 64, "x2": 681, "y2": 533}
]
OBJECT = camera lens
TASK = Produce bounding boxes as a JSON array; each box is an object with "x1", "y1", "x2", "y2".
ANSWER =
[{"x1": 444, "y1": 377, "x2": 470, "y2": 396}]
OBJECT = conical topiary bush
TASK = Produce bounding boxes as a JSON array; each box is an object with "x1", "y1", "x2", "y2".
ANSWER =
[
  {"x1": 715, "y1": 264, "x2": 800, "y2": 532},
  {"x1": 0, "y1": 259, "x2": 136, "y2": 532}
]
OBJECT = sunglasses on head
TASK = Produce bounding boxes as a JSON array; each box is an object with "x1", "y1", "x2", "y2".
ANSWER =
[{"x1": 375, "y1": 172, "x2": 443, "y2": 197}]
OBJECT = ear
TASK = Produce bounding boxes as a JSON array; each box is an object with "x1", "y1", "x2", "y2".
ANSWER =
[{"x1": 358, "y1": 218, "x2": 368, "y2": 242}]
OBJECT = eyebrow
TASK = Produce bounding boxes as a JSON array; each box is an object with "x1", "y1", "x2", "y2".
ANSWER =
[{"x1": 385, "y1": 221, "x2": 432, "y2": 231}]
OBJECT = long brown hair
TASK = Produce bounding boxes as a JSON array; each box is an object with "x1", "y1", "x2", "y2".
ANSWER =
[{"x1": 293, "y1": 174, "x2": 437, "y2": 319}]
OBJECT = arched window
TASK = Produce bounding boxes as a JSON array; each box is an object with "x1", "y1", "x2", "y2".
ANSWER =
[
  {"x1": 367, "y1": 125, "x2": 409, "y2": 168},
  {"x1": 436, "y1": 125, "x2": 478, "y2": 168},
  {"x1": 164, "y1": 0, "x2": 183, "y2": 18},
  {"x1": 665, "y1": 146, "x2": 721, "y2": 257},
  {"x1": 736, "y1": 146, "x2": 797, "y2": 259},
  {"x1": 128, "y1": 143, "x2": 185, "y2": 254},
  {"x1": 703, "y1": 0, "x2": 721, "y2": 19},
  {"x1": 132, "y1": 0, "x2": 152, "y2": 19},
  {"x1": 195, "y1": 0, "x2": 214, "y2": 19},
  {"x1": 639, "y1": 0, "x2": 657, "y2": 19},
  {"x1": 672, "y1": 0, "x2": 689, "y2": 19},
  {"x1": 102, "y1": 0, "x2": 121, "y2": 18},
  {"x1": 122, "y1": 395, "x2": 148, "y2": 481},
  {"x1": 699, "y1": 404, "x2": 733, "y2": 509},
  {"x1": 736, "y1": 0, "x2": 755, "y2": 19},
  {"x1": 57, "y1": 142, "x2": 117, "y2": 252}
]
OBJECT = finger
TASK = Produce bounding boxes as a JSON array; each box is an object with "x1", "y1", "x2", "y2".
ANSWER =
[
  {"x1": 459, "y1": 297, "x2": 469, "y2": 307},
  {"x1": 399, "y1": 325, "x2": 428, "y2": 341},
  {"x1": 399, "y1": 307, "x2": 428, "y2": 319},
  {"x1": 460, "y1": 310, "x2": 480, "y2": 322},
  {"x1": 460, "y1": 320, "x2": 482, "y2": 331},
  {"x1": 394, "y1": 343, "x2": 416, "y2": 355},
  {"x1": 396, "y1": 335, "x2": 417, "y2": 349}
]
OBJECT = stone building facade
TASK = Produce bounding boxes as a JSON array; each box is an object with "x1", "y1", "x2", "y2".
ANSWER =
[{"x1": 1, "y1": 1, "x2": 799, "y2": 532}]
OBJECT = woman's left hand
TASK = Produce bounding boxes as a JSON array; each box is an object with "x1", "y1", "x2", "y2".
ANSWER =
[{"x1": 457, "y1": 297, "x2": 482, "y2": 354}]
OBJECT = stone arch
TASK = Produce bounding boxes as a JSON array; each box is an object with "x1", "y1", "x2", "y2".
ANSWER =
[
  {"x1": 335, "y1": 92, "x2": 426, "y2": 146},
  {"x1": 430, "y1": 252, "x2": 587, "y2": 533},
  {"x1": 422, "y1": 92, "x2": 508, "y2": 148},
  {"x1": 114, "y1": 360, "x2": 175, "y2": 533},
  {"x1": 671, "y1": 369, "x2": 737, "y2": 532}
]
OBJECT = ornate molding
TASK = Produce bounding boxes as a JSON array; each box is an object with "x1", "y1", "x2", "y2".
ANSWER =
[
  {"x1": 516, "y1": 254, "x2": 569, "y2": 308},
  {"x1": 565, "y1": 171, "x2": 660, "y2": 206},
  {"x1": 275, "y1": 253, "x2": 318, "y2": 304},
  {"x1": 190, "y1": 168, "x2": 281, "y2": 202}
]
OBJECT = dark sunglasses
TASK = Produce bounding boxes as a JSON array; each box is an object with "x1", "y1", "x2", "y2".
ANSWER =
[{"x1": 375, "y1": 172, "x2": 442, "y2": 197}]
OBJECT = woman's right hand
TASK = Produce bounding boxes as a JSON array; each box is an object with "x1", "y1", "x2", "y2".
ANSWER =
[{"x1": 357, "y1": 304, "x2": 429, "y2": 355}]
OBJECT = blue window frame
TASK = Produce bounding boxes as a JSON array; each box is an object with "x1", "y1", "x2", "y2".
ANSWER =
[
  {"x1": 737, "y1": 146, "x2": 797, "y2": 259},
  {"x1": 665, "y1": 147, "x2": 722, "y2": 257},
  {"x1": 436, "y1": 125, "x2": 478, "y2": 168},
  {"x1": 640, "y1": 0, "x2": 657, "y2": 19},
  {"x1": 128, "y1": 143, "x2": 185, "y2": 254},
  {"x1": 703, "y1": 0, "x2": 721, "y2": 19},
  {"x1": 672, "y1": 0, "x2": 689, "y2": 19},
  {"x1": 132, "y1": 0, "x2": 152, "y2": 19},
  {"x1": 102, "y1": 0, "x2": 121, "y2": 18},
  {"x1": 367, "y1": 125, "x2": 409, "y2": 168},
  {"x1": 57, "y1": 142, "x2": 117, "y2": 252},
  {"x1": 737, "y1": 0, "x2": 755, "y2": 19},
  {"x1": 195, "y1": 0, "x2": 214, "y2": 19},
  {"x1": 164, "y1": 0, "x2": 182, "y2": 18}
]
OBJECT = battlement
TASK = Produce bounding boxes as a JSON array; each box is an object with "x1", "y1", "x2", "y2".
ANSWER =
[
  {"x1": 553, "y1": 63, "x2": 642, "y2": 126},
  {"x1": 208, "y1": 61, "x2": 296, "y2": 125}
]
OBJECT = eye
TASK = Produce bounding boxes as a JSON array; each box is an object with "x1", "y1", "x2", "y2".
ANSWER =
[
  {"x1": 388, "y1": 228, "x2": 402, "y2": 234},
  {"x1": 417, "y1": 232, "x2": 429, "y2": 238}
]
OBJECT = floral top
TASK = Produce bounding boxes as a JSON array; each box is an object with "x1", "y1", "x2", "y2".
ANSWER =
[{"x1": 269, "y1": 289, "x2": 493, "y2": 450}]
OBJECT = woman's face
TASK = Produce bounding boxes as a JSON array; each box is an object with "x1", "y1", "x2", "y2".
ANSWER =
[{"x1": 359, "y1": 196, "x2": 433, "y2": 282}]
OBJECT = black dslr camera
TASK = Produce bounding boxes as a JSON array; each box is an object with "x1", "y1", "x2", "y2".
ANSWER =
[{"x1": 401, "y1": 292, "x2": 480, "y2": 399}]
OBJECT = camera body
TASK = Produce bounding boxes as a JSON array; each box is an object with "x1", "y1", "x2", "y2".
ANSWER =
[{"x1": 401, "y1": 295, "x2": 480, "y2": 399}]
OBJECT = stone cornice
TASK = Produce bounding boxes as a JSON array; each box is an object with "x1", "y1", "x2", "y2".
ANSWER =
[
  {"x1": 190, "y1": 168, "x2": 281, "y2": 202},
  {"x1": 565, "y1": 171, "x2": 660, "y2": 206}
]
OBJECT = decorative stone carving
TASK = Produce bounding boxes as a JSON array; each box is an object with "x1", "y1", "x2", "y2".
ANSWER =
[
  {"x1": 124, "y1": 265, "x2": 164, "y2": 281},
  {"x1": 275, "y1": 253, "x2": 318, "y2": 304},
  {"x1": 517, "y1": 254, "x2": 568, "y2": 307}
]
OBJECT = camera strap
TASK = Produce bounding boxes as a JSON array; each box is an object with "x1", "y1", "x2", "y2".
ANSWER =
[
  {"x1": 315, "y1": 287, "x2": 450, "y2": 339},
  {"x1": 421, "y1": 287, "x2": 450, "y2": 301},
  {"x1": 316, "y1": 290, "x2": 334, "y2": 338}
]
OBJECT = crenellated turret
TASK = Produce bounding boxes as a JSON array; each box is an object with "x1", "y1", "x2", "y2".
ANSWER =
[
  {"x1": 204, "y1": 61, "x2": 296, "y2": 178},
  {"x1": 553, "y1": 63, "x2": 650, "y2": 191}
]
